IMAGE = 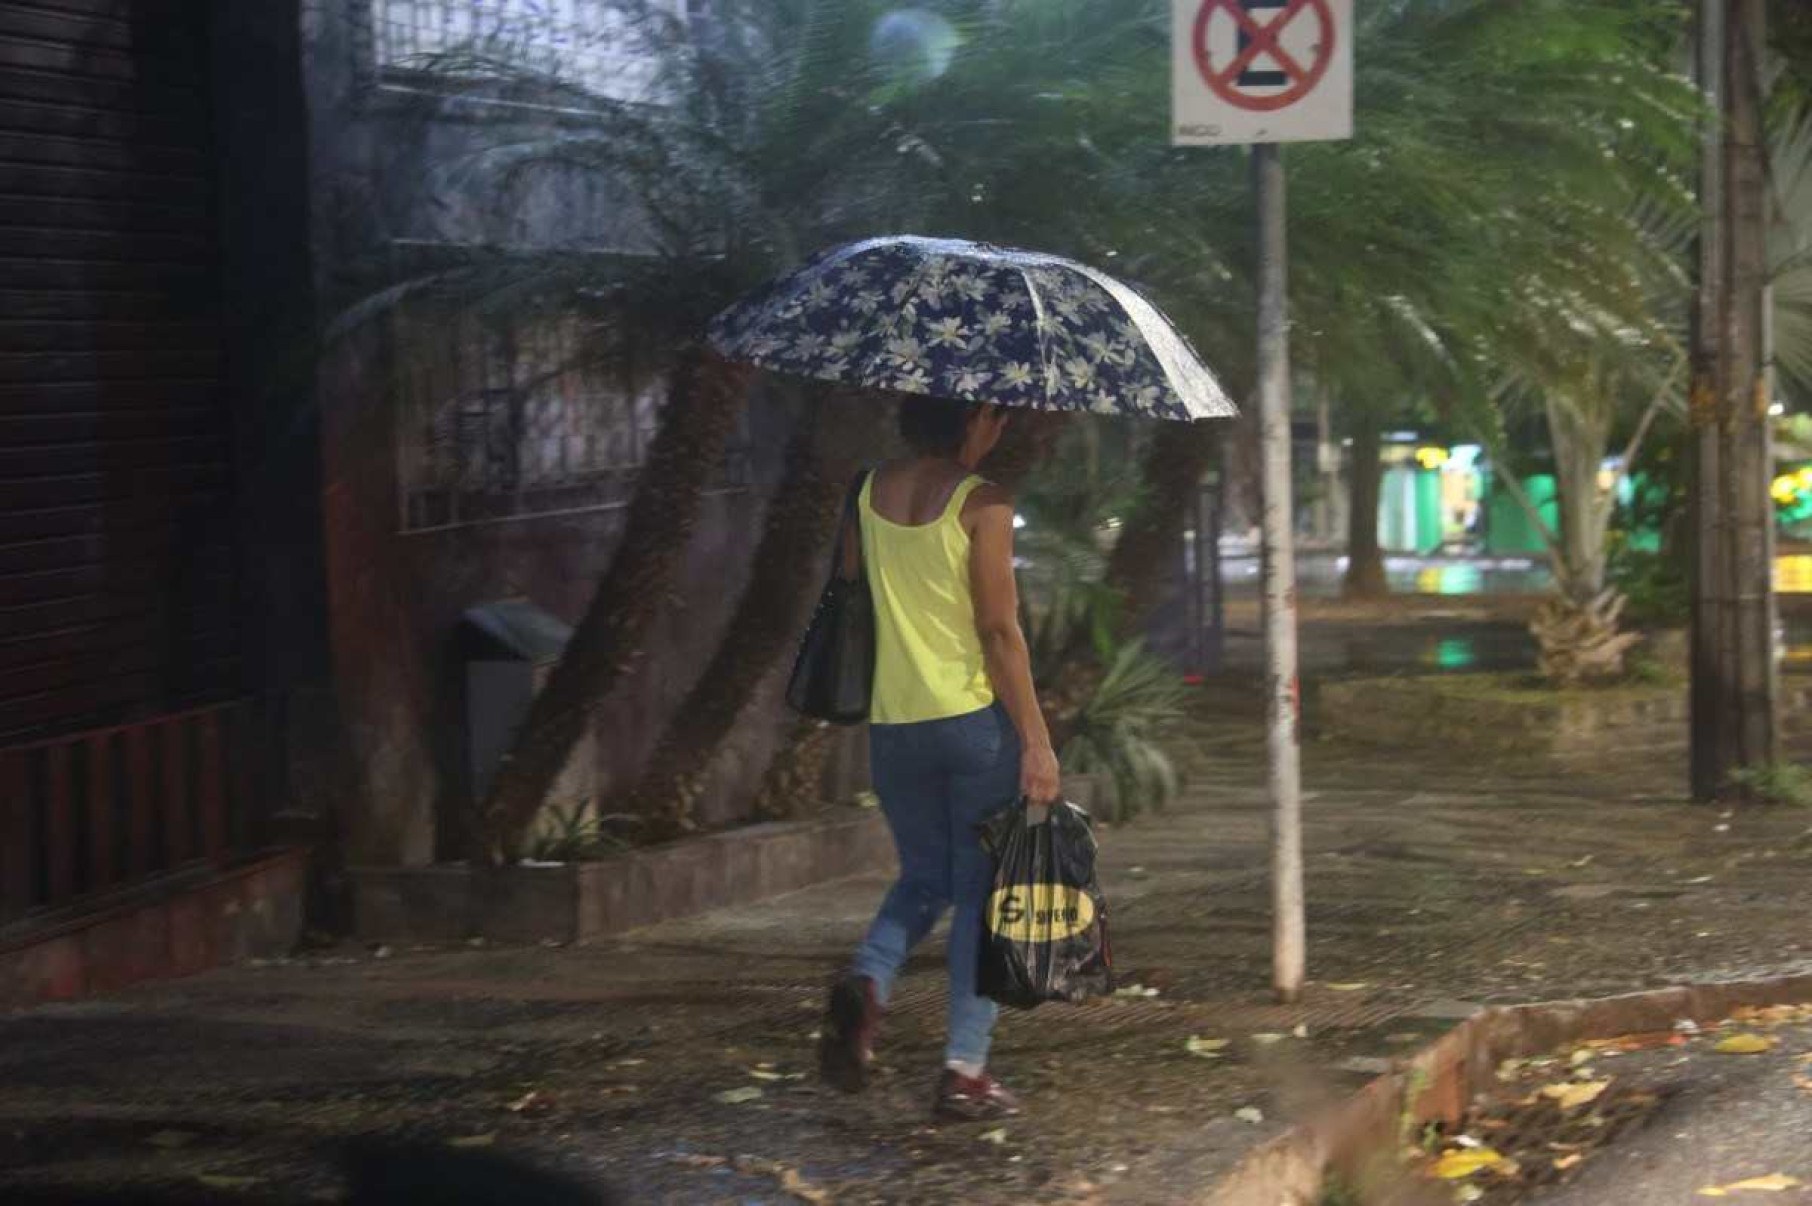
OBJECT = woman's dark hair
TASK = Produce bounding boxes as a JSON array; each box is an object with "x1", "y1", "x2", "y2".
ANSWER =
[{"x1": 898, "y1": 396, "x2": 983, "y2": 456}]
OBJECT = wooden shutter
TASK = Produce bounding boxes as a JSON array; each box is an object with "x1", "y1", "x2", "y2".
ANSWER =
[{"x1": 0, "y1": 0, "x2": 241, "y2": 740}]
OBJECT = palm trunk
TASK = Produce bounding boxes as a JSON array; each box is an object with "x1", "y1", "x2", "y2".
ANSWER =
[
  {"x1": 478, "y1": 352, "x2": 750, "y2": 861},
  {"x1": 1545, "y1": 395, "x2": 1613, "y2": 604},
  {"x1": 1342, "y1": 416, "x2": 1389, "y2": 598},
  {"x1": 619, "y1": 397, "x2": 854, "y2": 838},
  {"x1": 1037, "y1": 421, "x2": 1217, "y2": 747},
  {"x1": 750, "y1": 716, "x2": 837, "y2": 821},
  {"x1": 1103, "y1": 420, "x2": 1220, "y2": 635}
]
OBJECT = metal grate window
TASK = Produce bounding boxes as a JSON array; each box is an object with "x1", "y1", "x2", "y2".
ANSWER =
[
  {"x1": 370, "y1": 0, "x2": 686, "y2": 102},
  {"x1": 396, "y1": 313, "x2": 748, "y2": 532}
]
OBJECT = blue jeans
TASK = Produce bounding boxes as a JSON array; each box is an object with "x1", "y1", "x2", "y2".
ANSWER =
[{"x1": 851, "y1": 702, "x2": 1021, "y2": 1068}]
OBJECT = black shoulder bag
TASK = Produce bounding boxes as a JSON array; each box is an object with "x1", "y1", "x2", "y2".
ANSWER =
[{"x1": 785, "y1": 470, "x2": 875, "y2": 725}]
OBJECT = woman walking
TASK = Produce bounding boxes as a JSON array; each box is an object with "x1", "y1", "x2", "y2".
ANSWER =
[{"x1": 817, "y1": 396, "x2": 1061, "y2": 1122}]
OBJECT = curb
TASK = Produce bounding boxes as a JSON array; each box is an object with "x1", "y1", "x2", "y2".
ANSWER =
[
  {"x1": 349, "y1": 810, "x2": 895, "y2": 945},
  {"x1": 1202, "y1": 972, "x2": 1812, "y2": 1205},
  {"x1": 0, "y1": 849, "x2": 309, "y2": 1010}
]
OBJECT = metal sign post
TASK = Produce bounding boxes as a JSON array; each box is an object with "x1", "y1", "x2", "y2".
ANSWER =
[{"x1": 1175, "y1": 0, "x2": 1351, "y2": 1002}]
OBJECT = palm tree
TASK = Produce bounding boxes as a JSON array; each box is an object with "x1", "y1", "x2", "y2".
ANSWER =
[
  {"x1": 457, "y1": 0, "x2": 960, "y2": 857},
  {"x1": 614, "y1": 390, "x2": 860, "y2": 839},
  {"x1": 982, "y1": 0, "x2": 1701, "y2": 666}
]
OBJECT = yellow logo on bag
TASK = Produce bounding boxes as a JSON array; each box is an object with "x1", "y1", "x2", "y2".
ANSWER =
[{"x1": 986, "y1": 883, "x2": 1096, "y2": 943}]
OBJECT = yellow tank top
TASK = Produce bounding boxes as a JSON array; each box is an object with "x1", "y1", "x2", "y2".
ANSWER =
[{"x1": 860, "y1": 472, "x2": 996, "y2": 725}]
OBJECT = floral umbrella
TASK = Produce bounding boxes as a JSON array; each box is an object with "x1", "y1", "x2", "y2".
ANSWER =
[{"x1": 707, "y1": 236, "x2": 1236, "y2": 422}]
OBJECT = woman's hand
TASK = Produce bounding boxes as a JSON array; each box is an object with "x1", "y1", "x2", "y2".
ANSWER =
[{"x1": 1020, "y1": 741, "x2": 1062, "y2": 806}]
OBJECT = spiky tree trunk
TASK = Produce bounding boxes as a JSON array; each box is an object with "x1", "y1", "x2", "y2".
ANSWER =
[
  {"x1": 1104, "y1": 420, "x2": 1220, "y2": 636},
  {"x1": 1546, "y1": 393, "x2": 1614, "y2": 604},
  {"x1": 1343, "y1": 416, "x2": 1389, "y2": 598},
  {"x1": 619, "y1": 398, "x2": 855, "y2": 838},
  {"x1": 1037, "y1": 421, "x2": 1218, "y2": 746},
  {"x1": 478, "y1": 353, "x2": 751, "y2": 861},
  {"x1": 750, "y1": 717, "x2": 838, "y2": 821}
]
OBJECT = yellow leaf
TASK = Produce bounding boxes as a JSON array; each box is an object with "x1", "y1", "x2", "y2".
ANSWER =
[
  {"x1": 448, "y1": 1133, "x2": 496, "y2": 1149},
  {"x1": 1714, "y1": 1033, "x2": 1777, "y2": 1055},
  {"x1": 1326, "y1": 982, "x2": 1370, "y2": 992},
  {"x1": 1698, "y1": 1174, "x2": 1802, "y2": 1195},
  {"x1": 778, "y1": 1166, "x2": 833, "y2": 1205},
  {"x1": 1553, "y1": 1153, "x2": 1584, "y2": 1171},
  {"x1": 1723, "y1": 1175, "x2": 1803, "y2": 1192},
  {"x1": 1539, "y1": 1079, "x2": 1610, "y2": 1110},
  {"x1": 1430, "y1": 1147, "x2": 1517, "y2": 1180},
  {"x1": 1185, "y1": 1036, "x2": 1230, "y2": 1058},
  {"x1": 714, "y1": 1086, "x2": 765, "y2": 1104}
]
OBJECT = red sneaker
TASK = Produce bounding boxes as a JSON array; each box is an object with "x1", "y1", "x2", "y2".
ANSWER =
[
  {"x1": 933, "y1": 1068, "x2": 1021, "y2": 1122},
  {"x1": 817, "y1": 975, "x2": 882, "y2": 1093}
]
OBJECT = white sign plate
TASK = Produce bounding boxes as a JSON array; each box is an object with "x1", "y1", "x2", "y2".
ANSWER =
[{"x1": 1173, "y1": 0, "x2": 1353, "y2": 146}]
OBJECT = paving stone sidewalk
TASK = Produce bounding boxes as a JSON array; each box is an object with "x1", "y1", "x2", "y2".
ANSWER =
[{"x1": 4, "y1": 688, "x2": 1812, "y2": 1205}]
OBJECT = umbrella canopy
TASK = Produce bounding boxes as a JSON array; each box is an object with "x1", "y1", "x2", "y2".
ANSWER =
[{"x1": 708, "y1": 236, "x2": 1236, "y2": 422}]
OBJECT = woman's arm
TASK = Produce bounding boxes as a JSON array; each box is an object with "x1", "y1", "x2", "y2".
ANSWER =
[{"x1": 968, "y1": 483, "x2": 1061, "y2": 804}]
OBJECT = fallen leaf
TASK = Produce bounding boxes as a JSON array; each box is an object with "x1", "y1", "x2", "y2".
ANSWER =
[
  {"x1": 1540, "y1": 1079, "x2": 1610, "y2": 1111},
  {"x1": 1430, "y1": 1147, "x2": 1518, "y2": 1180},
  {"x1": 1184, "y1": 1036, "x2": 1230, "y2": 1058},
  {"x1": 1714, "y1": 1033, "x2": 1777, "y2": 1055},
  {"x1": 748, "y1": 1068, "x2": 805, "y2": 1081},
  {"x1": 1454, "y1": 1186, "x2": 1485, "y2": 1203},
  {"x1": 448, "y1": 1133, "x2": 496, "y2": 1148},
  {"x1": 668, "y1": 1154, "x2": 727, "y2": 1169},
  {"x1": 1722, "y1": 1175, "x2": 1802, "y2": 1192},
  {"x1": 506, "y1": 1090, "x2": 539, "y2": 1112},
  {"x1": 1250, "y1": 1032, "x2": 1287, "y2": 1046},
  {"x1": 714, "y1": 1086, "x2": 765, "y2": 1104},
  {"x1": 1553, "y1": 1153, "x2": 1584, "y2": 1171},
  {"x1": 778, "y1": 1166, "x2": 833, "y2": 1205},
  {"x1": 147, "y1": 1130, "x2": 197, "y2": 1149},
  {"x1": 1292, "y1": 1023, "x2": 1310, "y2": 1039},
  {"x1": 1234, "y1": 1106, "x2": 1265, "y2": 1124},
  {"x1": 195, "y1": 1175, "x2": 263, "y2": 1191},
  {"x1": 1326, "y1": 982, "x2": 1371, "y2": 992},
  {"x1": 980, "y1": 1128, "x2": 1008, "y2": 1145},
  {"x1": 1569, "y1": 1048, "x2": 1596, "y2": 1068},
  {"x1": 1698, "y1": 1173, "x2": 1803, "y2": 1195}
]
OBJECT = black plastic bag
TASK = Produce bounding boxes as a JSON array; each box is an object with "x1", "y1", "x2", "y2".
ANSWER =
[{"x1": 976, "y1": 800, "x2": 1114, "y2": 1009}]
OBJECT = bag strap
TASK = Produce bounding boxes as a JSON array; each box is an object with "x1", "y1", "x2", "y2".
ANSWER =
[{"x1": 832, "y1": 468, "x2": 870, "y2": 582}]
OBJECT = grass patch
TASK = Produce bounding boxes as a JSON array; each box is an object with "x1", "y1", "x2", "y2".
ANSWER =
[
  {"x1": 1729, "y1": 763, "x2": 1812, "y2": 806},
  {"x1": 1399, "y1": 671, "x2": 1685, "y2": 705}
]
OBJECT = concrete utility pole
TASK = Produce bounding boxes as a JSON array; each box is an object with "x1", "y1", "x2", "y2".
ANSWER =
[
  {"x1": 1254, "y1": 142, "x2": 1304, "y2": 1001},
  {"x1": 1690, "y1": 0, "x2": 1778, "y2": 801}
]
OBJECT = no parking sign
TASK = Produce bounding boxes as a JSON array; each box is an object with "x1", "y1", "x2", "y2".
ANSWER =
[{"x1": 1173, "y1": 0, "x2": 1352, "y2": 145}]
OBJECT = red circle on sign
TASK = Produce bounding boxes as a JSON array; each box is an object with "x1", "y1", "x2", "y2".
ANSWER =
[{"x1": 1193, "y1": 0, "x2": 1335, "y2": 113}]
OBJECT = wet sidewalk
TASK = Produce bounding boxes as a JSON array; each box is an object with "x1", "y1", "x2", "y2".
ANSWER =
[{"x1": 5, "y1": 693, "x2": 1812, "y2": 1204}]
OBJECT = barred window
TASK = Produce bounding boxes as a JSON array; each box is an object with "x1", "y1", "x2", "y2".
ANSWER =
[
  {"x1": 370, "y1": 0, "x2": 687, "y2": 103},
  {"x1": 395, "y1": 313, "x2": 748, "y2": 532}
]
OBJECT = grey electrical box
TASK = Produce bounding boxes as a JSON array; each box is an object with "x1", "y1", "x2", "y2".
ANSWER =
[{"x1": 458, "y1": 599, "x2": 595, "y2": 810}]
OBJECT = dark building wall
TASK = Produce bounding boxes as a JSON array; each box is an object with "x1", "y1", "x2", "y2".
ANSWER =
[{"x1": 297, "y1": 1, "x2": 801, "y2": 864}]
